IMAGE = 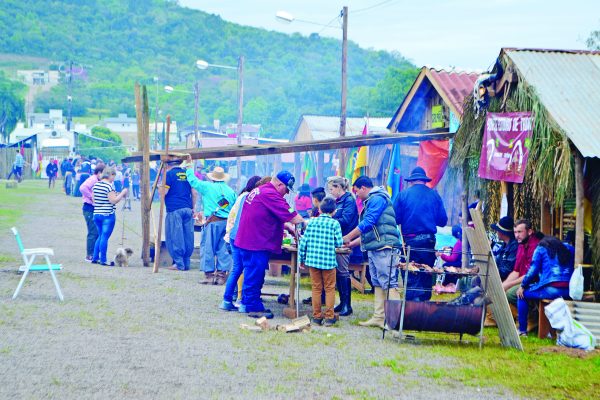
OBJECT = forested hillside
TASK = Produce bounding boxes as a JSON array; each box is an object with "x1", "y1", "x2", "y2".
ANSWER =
[{"x1": 0, "y1": 0, "x2": 418, "y2": 138}]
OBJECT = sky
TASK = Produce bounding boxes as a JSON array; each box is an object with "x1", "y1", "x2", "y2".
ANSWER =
[{"x1": 178, "y1": 0, "x2": 599, "y2": 70}]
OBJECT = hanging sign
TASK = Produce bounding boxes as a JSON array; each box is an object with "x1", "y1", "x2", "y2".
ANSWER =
[
  {"x1": 431, "y1": 105, "x2": 444, "y2": 128},
  {"x1": 478, "y1": 112, "x2": 533, "y2": 183}
]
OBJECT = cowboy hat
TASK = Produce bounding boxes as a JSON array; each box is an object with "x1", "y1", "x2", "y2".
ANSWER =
[
  {"x1": 207, "y1": 166, "x2": 230, "y2": 182},
  {"x1": 404, "y1": 166, "x2": 432, "y2": 182}
]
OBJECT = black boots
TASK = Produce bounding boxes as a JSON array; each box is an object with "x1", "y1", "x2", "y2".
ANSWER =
[{"x1": 334, "y1": 276, "x2": 353, "y2": 316}]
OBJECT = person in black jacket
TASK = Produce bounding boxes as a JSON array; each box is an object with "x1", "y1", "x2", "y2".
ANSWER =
[
  {"x1": 46, "y1": 160, "x2": 59, "y2": 189},
  {"x1": 327, "y1": 176, "x2": 359, "y2": 316},
  {"x1": 491, "y1": 216, "x2": 518, "y2": 281}
]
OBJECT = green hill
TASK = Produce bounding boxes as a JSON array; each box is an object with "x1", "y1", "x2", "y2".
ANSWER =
[{"x1": 0, "y1": 0, "x2": 417, "y2": 138}]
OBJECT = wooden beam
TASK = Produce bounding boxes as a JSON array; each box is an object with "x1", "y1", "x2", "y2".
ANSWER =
[
  {"x1": 467, "y1": 209, "x2": 524, "y2": 351},
  {"x1": 153, "y1": 115, "x2": 171, "y2": 273},
  {"x1": 121, "y1": 130, "x2": 453, "y2": 163},
  {"x1": 138, "y1": 85, "x2": 151, "y2": 267}
]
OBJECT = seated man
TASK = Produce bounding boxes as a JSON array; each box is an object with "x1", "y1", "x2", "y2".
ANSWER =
[
  {"x1": 502, "y1": 219, "x2": 542, "y2": 307},
  {"x1": 491, "y1": 216, "x2": 518, "y2": 281}
]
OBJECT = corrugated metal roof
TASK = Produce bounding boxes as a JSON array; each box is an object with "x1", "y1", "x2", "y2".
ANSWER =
[
  {"x1": 302, "y1": 115, "x2": 390, "y2": 140},
  {"x1": 504, "y1": 48, "x2": 600, "y2": 158},
  {"x1": 427, "y1": 69, "x2": 478, "y2": 116}
]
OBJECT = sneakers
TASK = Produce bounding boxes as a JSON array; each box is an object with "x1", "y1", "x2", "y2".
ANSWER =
[
  {"x1": 219, "y1": 301, "x2": 239, "y2": 312},
  {"x1": 312, "y1": 317, "x2": 323, "y2": 326},
  {"x1": 324, "y1": 316, "x2": 338, "y2": 327},
  {"x1": 84, "y1": 256, "x2": 93, "y2": 263}
]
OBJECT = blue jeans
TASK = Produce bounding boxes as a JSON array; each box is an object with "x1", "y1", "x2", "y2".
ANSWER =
[
  {"x1": 199, "y1": 219, "x2": 232, "y2": 273},
  {"x1": 223, "y1": 240, "x2": 243, "y2": 303},
  {"x1": 517, "y1": 285, "x2": 569, "y2": 333},
  {"x1": 165, "y1": 208, "x2": 194, "y2": 270},
  {"x1": 93, "y1": 213, "x2": 116, "y2": 263},
  {"x1": 83, "y1": 208, "x2": 99, "y2": 257},
  {"x1": 239, "y1": 248, "x2": 270, "y2": 312}
]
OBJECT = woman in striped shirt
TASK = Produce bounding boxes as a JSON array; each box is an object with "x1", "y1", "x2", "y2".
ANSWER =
[{"x1": 92, "y1": 166, "x2": 128, "y2": 265}]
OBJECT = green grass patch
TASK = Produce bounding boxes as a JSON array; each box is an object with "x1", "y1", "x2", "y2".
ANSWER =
[
  {"x1": 0, "y1": 180, "x2": 48, "y2": 230},
  {"x1": 422, "y1": 333, "x2": 600, "y2": 400}
]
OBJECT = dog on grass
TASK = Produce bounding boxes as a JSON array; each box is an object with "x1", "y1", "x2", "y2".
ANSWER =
[{"x1": 114, "y1": 247, "x2": 134, "y2": 268}]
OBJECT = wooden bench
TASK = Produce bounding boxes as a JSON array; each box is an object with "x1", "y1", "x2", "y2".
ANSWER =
[
  {"x1": 538, "y1": 264, "x2": 594, "y2": 339},
  {"x1": 348, "y1": 262, "x2": 369, "y2": 294}
]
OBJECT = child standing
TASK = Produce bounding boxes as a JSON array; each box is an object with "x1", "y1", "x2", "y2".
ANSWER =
[{"x1": 299, "y1": 197, "x2": 343, "y2": 326}]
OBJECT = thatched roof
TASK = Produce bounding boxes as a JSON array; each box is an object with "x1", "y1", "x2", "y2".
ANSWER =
[{"x1": 450, "y1": 48, "x2": 600, "y2": 206}]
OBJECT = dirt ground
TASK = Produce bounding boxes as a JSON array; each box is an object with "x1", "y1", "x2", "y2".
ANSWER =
[{"x1": 0, "y1": 181, "x2": 521, "y2": 399}]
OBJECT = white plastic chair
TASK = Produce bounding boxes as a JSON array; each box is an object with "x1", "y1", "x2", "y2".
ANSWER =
[{"x1": 11, "y1": 227, "x2": 64, "y2": 301}]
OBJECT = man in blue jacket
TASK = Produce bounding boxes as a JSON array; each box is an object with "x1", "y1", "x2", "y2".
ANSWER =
[
  {"x1": 393, "y1": 167, "x2": 447, "y2": 301},
  {"x1": 343, "y1": 176, "x2": 401, "y2": 329}
]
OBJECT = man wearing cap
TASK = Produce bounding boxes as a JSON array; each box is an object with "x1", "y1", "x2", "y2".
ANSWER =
[
  {"x1": 491, "y1": 216, "x2": 518, "y2": 281},
  {"x1": 234, "y1": 170, "x2": 305, "y2": 316},
  {"x1": 159, "y1": 159, "x2": 197, "y2": 271},
  {"x1": 393, "y1": 166, "x2": 448, "y2": 301},
  {"x1": 342, "y1": 176, "x2": 401, "y2": 329},
  {"x1": 184, "y1": 158, "x2": 237, "y2": 285}
]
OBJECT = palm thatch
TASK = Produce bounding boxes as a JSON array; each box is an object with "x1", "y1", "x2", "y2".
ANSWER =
[{"x1": 449, "y1": 59, "x2": 574, "y2": 228}]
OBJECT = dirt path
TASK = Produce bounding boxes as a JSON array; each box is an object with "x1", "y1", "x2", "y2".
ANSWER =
[{"x1": 0, "y1": 181, "x2": 520, "y2": 399}]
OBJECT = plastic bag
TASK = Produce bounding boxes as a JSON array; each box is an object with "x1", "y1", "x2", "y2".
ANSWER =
[{"x1": 569, "y1": 265, "x2": 584, "y2": 301}]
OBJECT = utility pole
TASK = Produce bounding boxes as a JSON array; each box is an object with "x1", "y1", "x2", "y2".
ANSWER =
[
  {"x1": 153, "y1": 76, "x2": 159, "y2": 150},
  {"x1": 66, "y1": 60, "x2": 73, "y2": 132},
  {"x1": 193, "y1": 81, "x2": 199, "y2": 148},
  {"x1": 338, "y1": 6, "x2": 348, "y2": 177},
  {"x1": 236, "y1": 55, "x2": 244, "y2": 190}
]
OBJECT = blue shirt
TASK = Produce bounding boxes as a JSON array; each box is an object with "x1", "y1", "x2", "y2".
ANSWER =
[
  {"x1": 357, "y1": 188, "x2": 388, "y2": 233},
  {"x1": 393, "y1": 183, "x2": 448, "y2": 235},
  {"x1": 165, "y1": 167, "x2": 193, "y2": 212},
  {"x1": 185, "y1": 169, "x2": 236, "y2": 219}
]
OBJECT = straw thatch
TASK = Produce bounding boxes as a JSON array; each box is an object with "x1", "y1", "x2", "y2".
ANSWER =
[{"x1": 450, "y1": 59, "x2": 598, "y2": 299}]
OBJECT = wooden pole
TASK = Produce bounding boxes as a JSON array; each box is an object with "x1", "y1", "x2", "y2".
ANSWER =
[
  {"x1": 122, "y1": 130, "x2": 453, "y2": 163},
  {"x1": 337, "y1": 6, "x2": 348, "y2": 180},
  {"x1": 236, "y1": 55, "x2": 244, "y2": 191},
  {"x1": 461, "y1": 161, "x2": 470, "y2": 269},
  {"x1": 139, "y1": 86, "x2": 151, "y2": 267},
  {"x1": 153, "y1": 115, "x2": 171, "y2": 273},
  {"x1": 574, "y1": 148, "x2": 585, "y2": 266}
]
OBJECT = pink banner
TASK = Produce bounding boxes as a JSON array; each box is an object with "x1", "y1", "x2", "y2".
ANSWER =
[{"x1": 478, "y1": 112, "x2": 533, "y2": 183}]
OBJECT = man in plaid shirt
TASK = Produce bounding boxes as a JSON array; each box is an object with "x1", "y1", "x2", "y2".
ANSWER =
[{"x1": 299, "y1": 197, "x2": 343, "y2": 326}]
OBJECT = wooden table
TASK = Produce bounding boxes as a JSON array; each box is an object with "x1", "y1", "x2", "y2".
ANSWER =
[{"x1": 278, "y1": 245, "x2": 352, "y2": 309}]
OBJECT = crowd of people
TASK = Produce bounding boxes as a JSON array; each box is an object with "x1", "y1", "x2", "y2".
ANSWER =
[{"x1": 73, "y1": 155, "x2": 576, "y2": 334}]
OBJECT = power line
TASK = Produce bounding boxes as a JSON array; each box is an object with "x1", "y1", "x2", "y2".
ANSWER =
[{"x1": 353, "y1": 0, "x2": 400, "y2": 15}]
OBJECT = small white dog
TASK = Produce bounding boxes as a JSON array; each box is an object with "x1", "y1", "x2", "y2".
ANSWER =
[{"x1": 114, "y1": 247, "x2": 134, "y2": 268}]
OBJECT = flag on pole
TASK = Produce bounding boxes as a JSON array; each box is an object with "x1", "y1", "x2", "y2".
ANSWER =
[
  {"x1": 351, "y1": 146, "x2": 368, "y2": 184},
  {"x1": 351, "y1": 121, "x2": 369, "y2": 183},
  {"x1": 31, "y1": 147, "x2": 39, "y2": 174},
  {"x1": 302, "y1": 153, "x2": 317, "y2": 187},
  {"x1": 345, "y1": 148, "x2": 357, "y2": 181},
  {"x1": 386, "y1": 143, "x2": 403, "y2": 202}
]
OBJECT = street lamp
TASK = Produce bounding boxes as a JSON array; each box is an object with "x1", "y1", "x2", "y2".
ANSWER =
[
  {"x1": 163, "y1": 84, "x2": 200, "y2": 148},
  {"x1": 276, "y1": 7, "x2": 349, "y2": 175},
  {"x1": 196, "y1": 56, "x2": 245, "y2": 190}
]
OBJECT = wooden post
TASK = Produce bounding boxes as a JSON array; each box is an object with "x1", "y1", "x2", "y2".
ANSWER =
[
  {"x1": 236, "y1": 55, "x2": 244, "y2": 191},
  {"x1": 467, "y1": 209, "x2": 523, "y2": 350},
  {"x1": 153, "y1": 115, "x2": 171, "y2": 273},
  {"x1": 337, "y1": 6, "x2": 348, "y2": 181},
  {"x1": 136, "y1": 84, "x2": 151, "y2": 267},
  {"x1": 461, "y1": 162, "x2": 470, "y2": 269},
  {"x1": 574, "y1": 148, "x2": 585, "y2": 266}
]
